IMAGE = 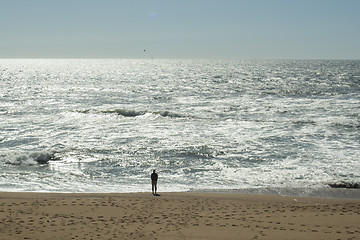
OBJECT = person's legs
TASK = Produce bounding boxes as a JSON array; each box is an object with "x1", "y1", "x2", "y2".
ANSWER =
[{"x1": 152, "y1": 181, "x2": 157, "y2": 194}]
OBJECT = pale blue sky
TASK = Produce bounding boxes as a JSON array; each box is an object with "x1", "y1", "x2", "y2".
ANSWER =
[{"x1": 1, "y1": 0, "x2": 359, "y2": 59}]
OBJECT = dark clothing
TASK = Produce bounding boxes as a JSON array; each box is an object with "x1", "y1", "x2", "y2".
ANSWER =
[{"x1": 151, "y1": 173, "x2": 158, "y2": 181}]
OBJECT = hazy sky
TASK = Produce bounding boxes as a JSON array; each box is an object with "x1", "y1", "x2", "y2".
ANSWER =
[{"x1": 1, "y1": 0, "x2": 359, "y2": 59}]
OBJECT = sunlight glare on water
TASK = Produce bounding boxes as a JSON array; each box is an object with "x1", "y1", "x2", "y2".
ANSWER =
[{"x1": 0, "y1": 59, "x2": 359, "y2": 195}]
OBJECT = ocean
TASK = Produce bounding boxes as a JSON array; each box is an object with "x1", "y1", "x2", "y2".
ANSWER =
[{"x1": 1, "y1": 59, "x2": 359, "y2": 197}]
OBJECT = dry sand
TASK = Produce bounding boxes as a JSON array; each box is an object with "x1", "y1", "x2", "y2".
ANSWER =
[{"x1": 0, "y1": 192, "x2": 359, "y2": 240}]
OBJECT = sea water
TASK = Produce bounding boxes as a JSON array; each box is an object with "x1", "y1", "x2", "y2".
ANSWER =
[{"x1": 0, "y1": 59, "x2": 359, "y2": 197}]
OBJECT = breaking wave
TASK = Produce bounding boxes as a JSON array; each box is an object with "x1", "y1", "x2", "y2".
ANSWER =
[
  {"x1": 101, "y1": 109, "x2": 146, "y2": 117},
  {"x1": 77, "y1": 109, "x2": 190, "y2": 118},
  {"x1": 0, "y1": 150, "x2": 55, "y2": 165}
]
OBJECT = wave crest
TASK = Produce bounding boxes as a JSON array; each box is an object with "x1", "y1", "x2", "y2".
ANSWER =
[
  {"x1": 78, "y1": 108, "x2": 189, "y2": 118},
  {"x1": 101, "y1": 109, "x2": 145, "y2": 117},
  {"x1": 1, "y1": 150, "x2": 55, "y2": 165}
]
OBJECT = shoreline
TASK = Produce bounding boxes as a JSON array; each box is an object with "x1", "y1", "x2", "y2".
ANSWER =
[
  {"x1": 1, "y1": 191, "x2": 360, "y2": 239},
  {"x1": 1, "y1": 185, "x2": 360, "y2": 199},
  {"x1": 188, "y1": 187, "x2": 360, "y2": 199}
]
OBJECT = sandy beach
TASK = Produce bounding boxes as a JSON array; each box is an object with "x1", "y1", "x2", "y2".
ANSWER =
[{"x1": 0, "y1": 192, "x2": 359, "y2": 240}]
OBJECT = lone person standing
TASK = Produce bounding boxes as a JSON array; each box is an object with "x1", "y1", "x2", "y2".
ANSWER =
[{"x1": 151, "y1": 170, "x2": 158, "y2": 195}]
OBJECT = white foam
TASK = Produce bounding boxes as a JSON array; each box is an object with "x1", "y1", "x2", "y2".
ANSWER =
[{"x1": 1, "y1": 150, "x2": 55, "y2": 165}]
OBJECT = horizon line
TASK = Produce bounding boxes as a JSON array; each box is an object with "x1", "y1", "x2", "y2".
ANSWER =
[{"x1": 1, "y1": 57, "x2": 359, "y2": 61}]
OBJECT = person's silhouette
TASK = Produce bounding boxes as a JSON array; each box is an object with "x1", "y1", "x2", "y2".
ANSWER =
[{"x1": 151, "y1": 170, "x2": 158, "y2": 195}]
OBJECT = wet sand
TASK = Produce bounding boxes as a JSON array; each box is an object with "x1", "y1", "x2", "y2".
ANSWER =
[{"x1": 0, "y1": 192, "x2": 359, "y2": 239}]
